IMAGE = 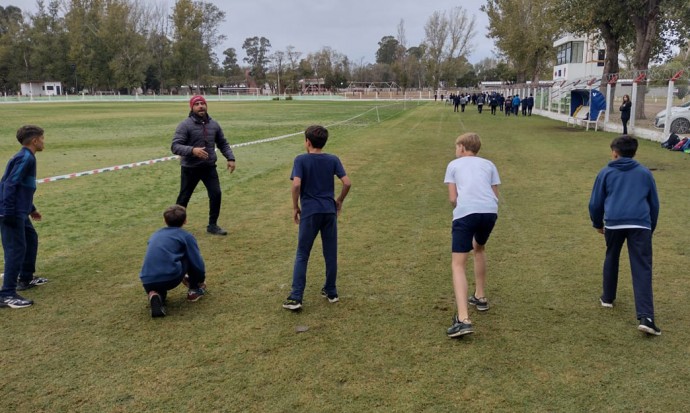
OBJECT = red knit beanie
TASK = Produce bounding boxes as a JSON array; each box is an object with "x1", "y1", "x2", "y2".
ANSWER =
[{"x1": 189, "y1": 95, "x2": 207, "y2": 109}]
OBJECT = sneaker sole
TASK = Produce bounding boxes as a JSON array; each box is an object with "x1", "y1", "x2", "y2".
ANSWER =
[
  {"x1": 187, "y1": 295, "x2": 203, "y2": 302},
  {"x1": 637, "y1": 325, "x2": 661, "y2": 336},
  {"x1": 2, "y1": 301, "x2": 33, "y2": 309},
  {"x1": 150, "y1": 295, "x2": 166, "y2": 318},
  {"x1": 447, "y1": 329, "x2": 474, "y2": 338},
  {"x1": 600, "y1": 299, "x2": 614, "y2": 308},
  {"x1": 282, "y1": 304, "x2": 302, "y2": 310},
  {"x1": 469, "y1": 302, "x2": 489, "y2": 311}
]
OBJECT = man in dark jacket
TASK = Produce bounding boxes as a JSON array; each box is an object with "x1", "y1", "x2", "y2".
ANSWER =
[{"x1": 172, "y1": 96, "x2": 236, "y2": 235}]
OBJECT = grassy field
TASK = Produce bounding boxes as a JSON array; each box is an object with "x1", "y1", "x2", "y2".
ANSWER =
[{"x1": 1, "y1": 100, "x2": 689, "y2": 412}]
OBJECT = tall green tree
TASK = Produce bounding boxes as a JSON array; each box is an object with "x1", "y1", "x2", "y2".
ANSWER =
[
  {"x1": 170, "y1": 0, "x2": 224, "y2": 91},
  {"x1": 242, "y1": 36, "x2": 271, "y2": 86},
  {"x1": 26, "y1": 1, "x2": 69, "y2": 85},
  {"x1": 482, "y1": 0, "x2": 560, "y2": 83},
  {"x1": 101, "y1": 0, "x2": 149, "y2": 93},
  {"x1": 376, "y1": 35, "x2": 399, "y2": 65},
  {"x1": 142, "y1": 1, "x2": 171, "y2": 93},
  {"x1": 0, "y1": 4, "x2": 23, "y2": 93},
  {"x1": 64, "y1": 0, "x2": 114, "y2": 92}
]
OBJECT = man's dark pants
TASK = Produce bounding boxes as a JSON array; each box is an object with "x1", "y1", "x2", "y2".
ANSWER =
[{"x1": 176, "y1": 165, "x2": 222, "y2": 226}]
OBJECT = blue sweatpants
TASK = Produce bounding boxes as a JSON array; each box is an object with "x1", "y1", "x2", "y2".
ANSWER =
[
  {"x1": 602, "y1": 228, "x2": 654, "y2": 319},
  {"x1": 289, "y1": 213, "x2": 338, "y2": 301},
  {"x1": 0, "y1": 215, "x2": 38, "y2": 297}
]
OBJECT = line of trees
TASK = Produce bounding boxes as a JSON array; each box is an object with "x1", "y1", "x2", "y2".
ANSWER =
[
  {"x1": 0, "y1": 1, "x2": 485, "y2": 95},
  {"x1": 4, "y1": 1, "x2": 687, "y2": 98}
]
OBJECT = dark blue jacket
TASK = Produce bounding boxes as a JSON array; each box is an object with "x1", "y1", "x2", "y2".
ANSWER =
[
  {"x1": 171, "y1": 112, "x2": 235, "y2": 168},
  {"x1": 589, "y1": 157, "x2": 659, "y2": 231},
  {"x1": 0, "y1": 147, "x2": 37, "y2": 217},
  {"x1": 140, "y1": 227, "x2": 205, "y2": 284}
]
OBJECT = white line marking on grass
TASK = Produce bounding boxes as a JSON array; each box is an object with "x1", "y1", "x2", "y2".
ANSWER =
[{"x1": 36, "y1": 106, "x2": 385, "y2": 184}]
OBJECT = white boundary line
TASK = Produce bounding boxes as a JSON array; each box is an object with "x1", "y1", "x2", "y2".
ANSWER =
[{"x1": 36, "y1": 106, "x2": 381, "y2": 184}]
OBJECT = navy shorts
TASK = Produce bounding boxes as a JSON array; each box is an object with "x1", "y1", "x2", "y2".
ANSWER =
[{"x1": 451, "y1": 213, "x2": 498, "y2": 253}]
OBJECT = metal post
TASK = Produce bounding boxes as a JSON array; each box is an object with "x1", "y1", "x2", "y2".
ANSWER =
[
  {"x1": 663, "y1": 71, "x2": 684, "y2": 137},
  {"x1": 630, "y1": 82, "x2": 638, "y2": 134},
  {"x1": 663, "y1": 79, "x2": 675, "y2": 137},
  {"x1": 605, "y1": 83, "x2": 612, "y2": 125}
]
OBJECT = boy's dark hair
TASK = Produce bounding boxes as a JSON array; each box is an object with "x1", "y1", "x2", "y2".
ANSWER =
[
  {"x1": 164, "y1": 205, "x2": 187, "y2": 227},
  {"x1": 305, "y1": 125, "x2": 328, "y2": 148},
  {"x1": 17, "y1": 125, "x2": 44, "y2": 145},
  {"x1": 610, "y1": 135, "x2": 638, "y2": 158}
]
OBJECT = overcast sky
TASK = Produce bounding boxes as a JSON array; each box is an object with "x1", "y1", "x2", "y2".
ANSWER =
[{"x1": 3, "y1": 0, "x2": 495, "y2": 64}]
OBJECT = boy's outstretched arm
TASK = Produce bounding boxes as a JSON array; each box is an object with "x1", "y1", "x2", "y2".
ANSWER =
[
  {"x1": 336, "y1": 175, "x2": 352, "y2": 216},
  {"x1": 292, "y1": 177, "x2": 301, "y2": 224}
]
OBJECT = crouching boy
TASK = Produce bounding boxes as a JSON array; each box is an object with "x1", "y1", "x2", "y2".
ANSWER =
[{"x1": 139, "y1": 205, "x2": 206, "y2": 318}]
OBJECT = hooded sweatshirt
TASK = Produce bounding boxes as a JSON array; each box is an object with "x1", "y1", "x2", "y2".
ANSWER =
[{"x1": 589, "y1": 157, "x2": 659, "y2": 231}]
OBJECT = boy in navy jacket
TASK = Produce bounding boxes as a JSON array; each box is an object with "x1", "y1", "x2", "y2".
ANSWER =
[
  {"x1": 0, "y1": 125, "x2": 48, "y2": 309},
  {"x1": 589, "y1": 135, "x2": 661, "y2": 335},
  {"x1": 140, "y1": 205, "x2": 206, "y2": 318}
]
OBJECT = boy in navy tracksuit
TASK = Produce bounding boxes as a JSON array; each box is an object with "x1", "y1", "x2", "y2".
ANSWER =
[
  {"x1": 282, "y1": 125, "x2": 351, "y2": 311},
  {"x1": 139, "y1": 205, "x2": 206, "y2": 318},
  {"x1": 589, "y1": 135, "x2": 661, "y2": 335},
  {"x1": 0, "y1": 125, "x2": 48, "y2": 309}
]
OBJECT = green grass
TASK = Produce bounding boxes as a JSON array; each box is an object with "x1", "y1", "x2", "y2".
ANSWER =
[{"x1": 1, "y1": 100, "x2": 690, "y2": 412}]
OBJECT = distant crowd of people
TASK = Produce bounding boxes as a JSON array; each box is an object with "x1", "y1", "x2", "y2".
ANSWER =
[{"x1": 442, "y1": 92, "x2": 535, "y2": 117}]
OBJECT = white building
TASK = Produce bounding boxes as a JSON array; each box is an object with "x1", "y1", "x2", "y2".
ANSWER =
[
  {"x1": 20, "y1": 81, "x2": 63, "y2": 96},
  {"x1": 552, "y1": 35, "x2": 605, "y2": 83}
]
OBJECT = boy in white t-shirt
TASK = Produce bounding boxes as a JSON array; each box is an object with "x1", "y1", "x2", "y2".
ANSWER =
[{"x1": 443, "y1": 133, "x2": 500, "y2": 338}]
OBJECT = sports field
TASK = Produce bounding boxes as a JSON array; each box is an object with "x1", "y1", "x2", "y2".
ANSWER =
[{"x1": 1, "y1": 100, "x2": 689, "y2": 412}]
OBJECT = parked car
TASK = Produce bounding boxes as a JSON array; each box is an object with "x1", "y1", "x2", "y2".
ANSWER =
[{"x1": 654, "y1": 100, "x2": 690, "y2": 134}]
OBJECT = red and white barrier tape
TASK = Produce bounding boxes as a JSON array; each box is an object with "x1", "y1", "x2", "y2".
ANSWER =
[
  {"x1": 35, "y1": 133, "x2": 302, "y2": 184},
  {"x1": 36, "y1": 107, "x2": 377, "y2": 184}
]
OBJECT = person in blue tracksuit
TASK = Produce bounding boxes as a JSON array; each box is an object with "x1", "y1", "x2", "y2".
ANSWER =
[
  {"x1": 139, "y1": 205, "x2": 206, "y2": 318},
  {"x1": 589, "y1": 135, "x2": 661, "y2": 336},
  {"x1": 0, "y1": 125, "x2": 48, "y2": 309},
  {"x1": 282, "y1": 125, "x2": 352, "y2": 311}
]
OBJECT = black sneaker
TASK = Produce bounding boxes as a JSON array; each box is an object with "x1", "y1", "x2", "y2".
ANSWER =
[
  {"x1": 320, "y1": 288, "x2": 339, "y2": 303},
  {"x1": 0, "y1": 294, "x2": 34, "y2": 309},
  {"x1": 638, "y1": 317, "x2": 661, "y2": 336},
  {"x1": 17, "y1": 277, "x2": 49, "y2": 291},
  {"x1": 447, "y1": 315, "x2": 474, "y2": 337},
  {"x1": 207, "y1": 224, "x2": 228, "y2": 236},
  {"x1": 282, "y1": 298, "x2": 302, "y2": 310},
  {"x1": 468, "y1": 295, "x2": 489, "y2": 311},
  {"x1": 149, "y1": 291, "x2": 166, "y2": 318}
]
